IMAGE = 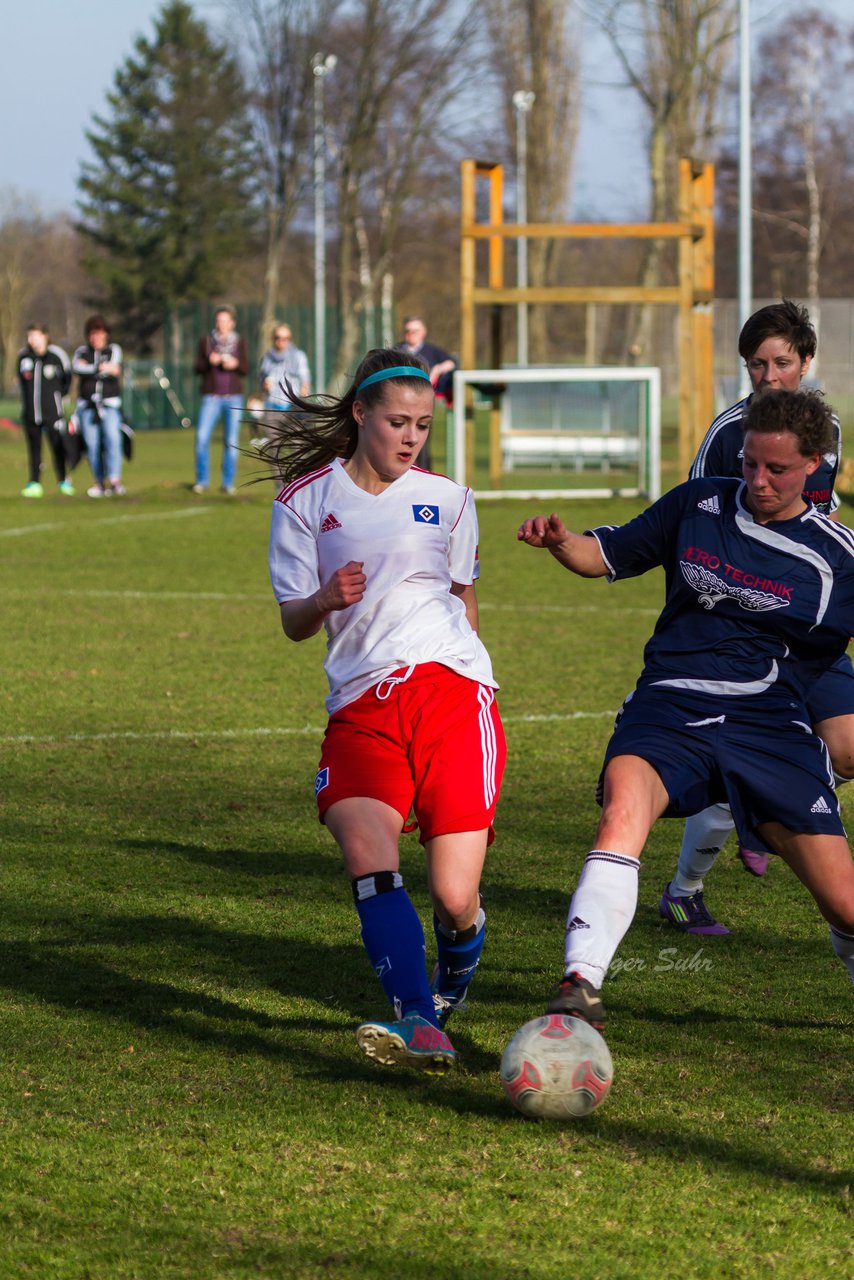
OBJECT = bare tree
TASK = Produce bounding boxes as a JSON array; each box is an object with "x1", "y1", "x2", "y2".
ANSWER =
[
  {"x1": 593, "y1": 0, "x2": 736, "y2": 360},
  {"x1": 0, "y1": 190, "x2": 44, "y2": 393},
  {"x1": 482, "y1": 0, "x2": 582, "y2": 362},
  {"x1": 225, "y1": 0, "x2": 342, "y2": 342},
  {"x1": 749, "y1": 10, "x2": 854, "y2": 340},
  {"x1": 322, "y1": 0, "x2": 482, "y2": 381}
]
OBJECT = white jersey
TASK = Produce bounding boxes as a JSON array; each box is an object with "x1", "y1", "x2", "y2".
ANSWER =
[{"x1": 269, "y1": 458, "x2": 497, "y2": 713}]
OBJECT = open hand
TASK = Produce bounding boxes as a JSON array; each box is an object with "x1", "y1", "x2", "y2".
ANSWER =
[{"x1": 517, "y1": 513, "x2": 570, "y2": 549}]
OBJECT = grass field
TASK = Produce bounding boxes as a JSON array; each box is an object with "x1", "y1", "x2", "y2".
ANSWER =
[{"x1": 0, "y1": 421, "x2": 851, "y2": 1280}]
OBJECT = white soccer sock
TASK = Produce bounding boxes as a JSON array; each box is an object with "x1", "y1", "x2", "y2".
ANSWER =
[
  {"x1": 564, "y1": 850, "x2": 640, "y2": 988},
  {"x1": 670, "y1": 803, "x2": 735, "y2": 895},
  {"x1": 829, "y1": 924, "x2": 854, "y2": 983}
]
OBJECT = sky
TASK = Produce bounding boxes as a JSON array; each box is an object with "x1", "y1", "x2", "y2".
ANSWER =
[{"x1": 0, "y1": 0, "x2": 844, "y2": 222}]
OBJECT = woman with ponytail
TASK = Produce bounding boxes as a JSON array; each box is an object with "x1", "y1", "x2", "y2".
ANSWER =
[{"x1": 264, "y1": 349, "x2": 506, "y2": 1074}]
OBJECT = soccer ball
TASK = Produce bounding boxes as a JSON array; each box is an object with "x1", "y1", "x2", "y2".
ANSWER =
[{"x1": 500, "y1": 1014, "x2": 613, "y2": 1120}]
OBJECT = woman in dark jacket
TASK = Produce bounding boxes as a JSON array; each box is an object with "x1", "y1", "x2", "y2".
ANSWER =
[{"x1": 72, "y1": 314, "x2": 125, "y2": 498}]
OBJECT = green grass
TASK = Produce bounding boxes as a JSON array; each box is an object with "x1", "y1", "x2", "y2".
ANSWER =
[{"x1": 0, "y1": 423, "x2": 851, "y2": 1279}]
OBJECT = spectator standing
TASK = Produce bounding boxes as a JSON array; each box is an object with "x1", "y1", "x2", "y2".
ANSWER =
[
  {"x1": 17, "y1": 323, "x2": 73, "y2": 498},
  {"x1": 259, "y1": 323, "x2": 311, "y2": 409},
  {"x1": 73, "y1": 315, "x2": 125, "y2": 498},
  {"x1": 397, "y1": 316, "x2": 457, "y2": 470},
  {"x1": 193, "y1": 305, "x2": 249, "y2": 495},
  {"x1": 397, "y1": 316, "x2": 457, "y2": 404}
]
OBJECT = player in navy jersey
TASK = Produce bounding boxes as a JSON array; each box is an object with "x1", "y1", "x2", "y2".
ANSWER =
[
  {"x1": 518, "y1": 389, "x2": 854, "y2": 1031},
  {"x1": 261, "y1": 348, "x2": 506, "y2": 1074},
  {"x1": 661, "y1": 299, "x2": 854, "y2": 935}
]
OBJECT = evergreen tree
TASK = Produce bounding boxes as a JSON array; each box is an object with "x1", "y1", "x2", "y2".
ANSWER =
[{"x1": 77, "y1": 1, "x2": 257, "y2": 350}]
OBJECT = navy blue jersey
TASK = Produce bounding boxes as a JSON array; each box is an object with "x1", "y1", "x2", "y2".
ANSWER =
[
  {"x1": 589, "y1": 477, "x2": 854, "y2": 706},
  {"x1": 690, "y1": 395, "x2": 841, "y2": 514}
]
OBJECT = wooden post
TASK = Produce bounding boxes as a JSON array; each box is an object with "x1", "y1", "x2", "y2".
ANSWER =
[
  {"x1": 460, "y1": 160, "x2": 478, "y2": 487},
  {"x1": 488, "y1": 164, "x2": 504, "y2": 293},
  {"x1": 489, "y1": 405, "x2": 502, "y2": 489},
  {"x1": 692, "y1": 162, "x2": 715, "y2": 452},
  {"x1": 460, "y1": 159, "x2": 477, "y2": 371},
  {"x1": 459, "y1": 156, "x2": 715, "y2": 494},
  {"x1": 677, "y1": 158, "x2": 694, "y2": 479}
]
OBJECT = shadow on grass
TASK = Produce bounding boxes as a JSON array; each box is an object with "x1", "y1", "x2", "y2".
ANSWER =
[
  {"x1": 0, "y1": 924, "x2": 850, "y2": 1197},
  {"x1": 120, "y1": 835, "x2": 331, "y2": 880}
]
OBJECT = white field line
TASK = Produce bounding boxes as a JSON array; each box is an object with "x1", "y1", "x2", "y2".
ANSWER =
[
  {"x1": 0, "y1": 710, "x2": 617, "y2": 749},
  {"x1": 2, "y1": 586, "x2": 658, "y2": 616},
  {"x1": 480, "y1": 601, "x2": 659, "y2": 617},
  {"x1": 0, "y1": 508, "x2": 212, "y2": 538},
  {"x1": 14, "y1": 588, "x2": 269, "y2": 602}
]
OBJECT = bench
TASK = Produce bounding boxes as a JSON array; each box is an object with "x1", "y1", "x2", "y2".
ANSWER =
[{"x1": 502, "y1": 429, "x2": 640, "y2": 472}]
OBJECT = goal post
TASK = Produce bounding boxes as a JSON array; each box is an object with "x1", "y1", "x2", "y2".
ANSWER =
[{"x1": 450, "y1": 366, "x2": 661, "y2": 501}]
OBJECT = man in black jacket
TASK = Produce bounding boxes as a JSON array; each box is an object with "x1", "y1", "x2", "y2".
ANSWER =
[{"x1": 16, "y1": 323, "x2": 73, "y2": 497}]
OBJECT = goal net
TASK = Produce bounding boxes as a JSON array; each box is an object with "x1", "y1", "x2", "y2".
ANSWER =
[{"x1": 448, "y1": 366, "x2": 661, "y2": 501}]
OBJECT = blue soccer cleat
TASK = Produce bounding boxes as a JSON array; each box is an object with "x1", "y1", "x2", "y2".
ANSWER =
[
  {"x1": 356, "y1": 1014, "x2": 456, "y2": 1075},
  {"x1": 429, "y1": 963, "x2": 470, "y2": 1029}
]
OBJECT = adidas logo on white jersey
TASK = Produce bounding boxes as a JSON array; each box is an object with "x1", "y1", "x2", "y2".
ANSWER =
[
  {"x1": 320, "y1": 512, "x2": 342, "y2": 533},
  {"x1": 697, "y1": 495, "x2": 721, "y2": 514},
  {"x1": 567, "y1": 916, "x2": 590, "y2": 931},
  {"x1": 810, "y1": 795, "x2": 832, "y2": 814}
]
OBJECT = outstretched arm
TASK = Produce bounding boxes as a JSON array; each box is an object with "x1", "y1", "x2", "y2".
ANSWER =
[
  {"x1": 517, "y1": 513, "x2": 608, "y2": 578},
  {"x1": 279, "y1": 560, "x2": 366, "y2": 641}
]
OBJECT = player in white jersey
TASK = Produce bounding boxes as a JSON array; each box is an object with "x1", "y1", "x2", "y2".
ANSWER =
[
  {"x1": 518, "y1": 390, "x2": 854, "y2": 1034},
  {"x1": 660, "y1": 300, "x2": 854, "y2": 935},
  {"x1": 263, "y1": 349, "x2": 506, "y2": 1074}
]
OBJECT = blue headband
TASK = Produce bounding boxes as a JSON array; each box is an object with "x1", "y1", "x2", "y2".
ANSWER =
[{"x1": 355, "y1": 365, "x2": 432, "y2": 396}]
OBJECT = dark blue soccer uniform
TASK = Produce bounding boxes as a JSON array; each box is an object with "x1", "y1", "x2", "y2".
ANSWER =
[
  {"x1": 588, "y1": 477, "x2": 854, "y2": 844},
  {"x1": 690, "y1": 395, "x2": 841, "y2": 514},
  {"x1": 690, "y1": 395, "x2": 852, "y2": 723}
]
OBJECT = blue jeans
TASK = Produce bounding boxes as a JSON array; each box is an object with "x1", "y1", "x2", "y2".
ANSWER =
[
  {"x1": 79, "y1": 403, "x2": 122, "y2": 485},
  {"x1": 195, "y1": 395, "x2": 244, "y2": 488}
]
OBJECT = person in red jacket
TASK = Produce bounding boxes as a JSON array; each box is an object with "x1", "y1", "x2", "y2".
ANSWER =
[{"x1": 193, "y1": 305, "x2": 249, "y2": 495}]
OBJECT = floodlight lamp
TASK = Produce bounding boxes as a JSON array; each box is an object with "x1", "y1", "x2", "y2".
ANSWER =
[{"x1": 312, "y1": 53, "x2": 338, "y2": 77}]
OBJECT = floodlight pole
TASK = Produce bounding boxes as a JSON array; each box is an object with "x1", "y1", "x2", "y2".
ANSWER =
[
  {"x1": 738, "y1": 0, "x2": 752, "y2": 397},
  {"x1": 313, "y1": 52, "x2": 337, "y2": 393},
  {"x1": 513, "y1": 91, "x2": 535, "y2": 366}
]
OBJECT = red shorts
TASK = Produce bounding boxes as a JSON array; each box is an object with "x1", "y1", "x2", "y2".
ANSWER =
[{"x1": 314, "y1": 663, "x2": 506, "y2": 844}]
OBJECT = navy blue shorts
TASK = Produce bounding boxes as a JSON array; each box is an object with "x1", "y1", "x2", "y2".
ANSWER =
[
  {"x1": 601, "y1": 687, "x2": 844, "y2": 850},
  {"x1": 806, "y1": 653, "x2": 854, "y2": 724}
]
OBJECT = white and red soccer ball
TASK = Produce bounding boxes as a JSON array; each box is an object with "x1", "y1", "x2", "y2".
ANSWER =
[{"x1": 500, "y1": 1014, "x2": 613, "y2": 1119}]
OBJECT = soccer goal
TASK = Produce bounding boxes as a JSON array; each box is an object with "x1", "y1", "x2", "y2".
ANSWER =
[{"x1": 450, "y1": 366, "x2": 661, "y2": 501}]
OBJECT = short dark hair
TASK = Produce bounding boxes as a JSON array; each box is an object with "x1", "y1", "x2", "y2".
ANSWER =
[
  {"x1": 743, "y1": 389, "x2": 835, "y2": 457},
  {"x1": 215, "y1": 304, "x2": 236, "y2": 321},
  {"x1": 85, "y1": 313, "x2": 109, "y2": 336},
  {"x1": 738, "y1": 299, "x2": 816, "y2": 363},
  {"x1": 26, "y1": 322, "x2": 48, "y2": 335}
]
